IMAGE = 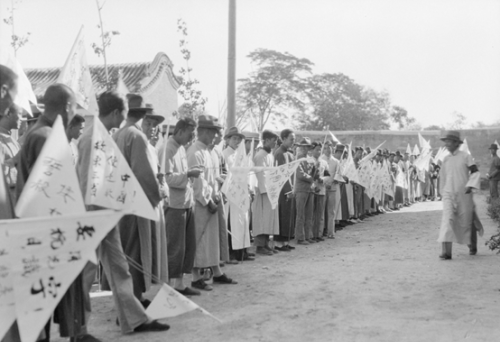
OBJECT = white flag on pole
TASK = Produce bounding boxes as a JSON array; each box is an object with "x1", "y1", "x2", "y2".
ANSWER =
[
  {"x1": 58, "y1": 25, "x2": 98, "y2": 121},
  {"x1": 15, "y1": 116, "x2": 86, "y2": 218},
  {"x1": 85, "y1": 119, "x2": 157, "y2": 220}
]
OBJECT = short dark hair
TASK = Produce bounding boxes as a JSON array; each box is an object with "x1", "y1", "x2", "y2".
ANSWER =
[
  {"x1": 173, "y1": 118, "x2": 196, "y2": 135},
  {"x1": 280, "y1": 128, "x2": 293, "y2": 140},
  {"x1": 43, "y1": 84, "x2": 74, "y2": 111},
  {"x1": 68, "y1": 114, "x2": 85, "y2": 127},
  {"x1": 262, "y1": 130, "x2": 278, "y2": 141},
  {"x1": 98, "y1": 91, "x2": 126, "y2": 117},
  {"x1": 0, "y1": 65, "x2": 18, "y2": 89}
]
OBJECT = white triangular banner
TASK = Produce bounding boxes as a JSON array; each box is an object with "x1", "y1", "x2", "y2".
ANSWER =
[
  {"x1": 15, "y1": 116, "x2": 86, "y2": 218},
  {"x1": 58, "y1": 25, "x2": 98, "y2": 121},
  {"x1": 0, "y1": 210, "x2": 122, "y2": 342},
  {"x1": 0, "y1": 49, "x2": 37, "y2": 115},
  {"x1": 343, "y1": 143, "x2": 360, "y2": 184},
  {"x1": 85, "y1": 119, "x2": 157, "y2": 220},
  {"x1": 0, "y1": 228, "x2": 16, "y2": 341},
  {"x1": 413, "y1": 144, "x2": 420, "y2": 156},
  {"x1": 264, "y1": 159, "x2": 303, "y2": 209},
  {"x1": 146, "y1": 283, "x2": 200, "y2": 319},
  {"x1": 459, "y1": 138, "x2": 470, "y2": 155}
]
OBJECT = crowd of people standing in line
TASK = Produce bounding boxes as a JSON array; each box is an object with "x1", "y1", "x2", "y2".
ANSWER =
[{"x1": 2, "y1": 63, "x2": 500, "y2": 342}]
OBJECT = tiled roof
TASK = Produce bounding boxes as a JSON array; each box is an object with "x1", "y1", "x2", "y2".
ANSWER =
[{"x1": 25, "y1": 52, "x2": 180, "y2": 98}]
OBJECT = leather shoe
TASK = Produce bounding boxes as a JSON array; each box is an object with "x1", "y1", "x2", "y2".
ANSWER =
[
  {"x1": 134, "y1": 320, "x2": 170, "y2": 332},
  {"x1": 439, "y1": 254, "x2": 452, "y2": 260},
  {"x1": 191, "y1": 279, "x2": 213, "y2": 291},
  {"x1": 256, "y1": 246, "x2": 273, "y2": 255},
  {"x1": 175, "y1": 287, "x2": 201, "y2": 296},
  {"x1": 213, "y1": 273, "x2": 238, "y2": 284},
  {"x1": 70, "y1": 334, "x2": 102, "y2": 342}
]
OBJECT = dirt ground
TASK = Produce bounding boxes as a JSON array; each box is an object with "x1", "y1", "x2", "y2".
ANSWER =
[{"x1": 52, "y1": 192, "x2": 500, "y2": 342}]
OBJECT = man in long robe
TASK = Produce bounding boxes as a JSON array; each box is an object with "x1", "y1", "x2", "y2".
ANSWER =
[
  {"x1": 188, "y1": 115, "x2": 237, "y2": 291},
  {"x1": 322, "y1": 142, "x2": 342, "y2": 238},
  {"x1": 437, "y1": 130, "x2": 480, "y2": 259},
  {"x1": 273, "y1": 128, "x2": 296, "y2": 250},
  {"x1": 113, "y1": 95, "x2": 161, "y2": 303},
  {"x1": 222, "y1": 126, "x2": 252, "y2": 261},
  {"x1": 209, "y1": 136, "x2": 230, "y2": 265},
  {"x1": 141, "y1": 109, "x2": 168, "y2": 286},
  {"x1": 78, "y1": 91, "x2": 169, "y2": 334},
  {"x1": 252, "y1": 130, "x2": 280, "y2": 254}
]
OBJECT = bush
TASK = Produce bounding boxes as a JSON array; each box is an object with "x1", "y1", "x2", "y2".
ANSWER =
[
  {"x1": 485, "y1": 198, "x2": 500, "y2": 253},
  {"x1": 487, "y1": 198, "x2": 500, "y2": 226}
]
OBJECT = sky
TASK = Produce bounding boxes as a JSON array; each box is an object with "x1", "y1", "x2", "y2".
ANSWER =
[{"x1": 1, "y1": 0, "x2": 499, "y2": 129}]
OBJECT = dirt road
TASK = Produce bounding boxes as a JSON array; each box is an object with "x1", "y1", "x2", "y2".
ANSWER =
[{"x1": 53, "y1": 193, "x2": 500, "y2": 342}]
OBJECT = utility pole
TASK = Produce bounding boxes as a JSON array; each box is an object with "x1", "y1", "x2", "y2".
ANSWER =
[{"x1": 226, "y1": 0, "x2": 236, "y2": 128}]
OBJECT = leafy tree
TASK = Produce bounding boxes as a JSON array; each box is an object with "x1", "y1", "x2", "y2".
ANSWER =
[
  {"x1": 174, "y1": 19, "x2": 207, "y2": 120},
  {"x1": 297, "y1": 73, "x2": 391, "y2": 131},
  {"x1": 390, "y1": 105, "x2": 415, "y2": 129},
  {"x1": 423, "y1": 124, "x2": 443, "y2": 131},
  {"x1": 2, "y1": 0, "x2": 30, "y2": 55},
  {"x1": 448, "y1": 111, "x2": 468, "y2": 129},
  {"x1": 236, "y1": 49, "x2": 313, "y2": 131}
]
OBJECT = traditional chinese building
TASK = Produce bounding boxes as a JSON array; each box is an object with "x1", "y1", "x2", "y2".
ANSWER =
[{"x1": 24, "y1": 52, "x2": 180, "y2": 125}]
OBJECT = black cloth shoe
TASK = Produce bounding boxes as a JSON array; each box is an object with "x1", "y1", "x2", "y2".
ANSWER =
[
  {"x1": 439, "y1": 254, "x2": 452, "y2": 260},
  {"x1": 191, "y1": 279, "x2": 213, "y2": 291},
  {"x1": 70, "y1": 334, "x2": 102, "y2": 342},
  {"x1": 284, "y1": 244, "x2": 295, "y2": 250},
  {"x1": 469, "y1": 249, "x2": 477, "y2": 255},
  {"x1": 134, "y1": 320, "x2": 170, "y2": 332},
  {"x1": 213, "y1": 274, "x2": 238, "y2": 284},
  {"x1": 275, "y1": 246, "x2": 291, "y2": 252},
  {"x1": 176, "y1": 287, "x2": 201, "y2": 296}
]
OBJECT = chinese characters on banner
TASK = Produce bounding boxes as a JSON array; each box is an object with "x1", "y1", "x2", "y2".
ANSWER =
[
  {"x1": 57, "y1": 25, "x2": 98, "y2": 119},
  {"x1": 221, "y1": 142, "x2": 251, "y2": 212},
  {"x1": 381, "y1": 160, "x2": 395, "y2": 198},
  {"x1": 264, "y1": 159, "x2": 303, "y2": 209},
  {"x1": 15, "y1": 116, "x2": 86, "y2": 218},
  {"x1": 222, "y1": 159, "x2": 304, "y2": 211},
  {"x1": 357, "y1": 161, "x2": 372, "y2": 190},
  {"x1": 0, "y1": 211, "x2": 122, "y2": 342},
  {"x1": 0, "y1": 233, "x2": 15, "y2": 341},
  {"x1": 146, "y1": 283, "x2": 214, "y2": 320},
  {"x1": 343, "y1": 144, "x2": 360, "y2": 185},
  {"x1": 85, "y1": 119, "x2": 157, "y2": 220}
]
